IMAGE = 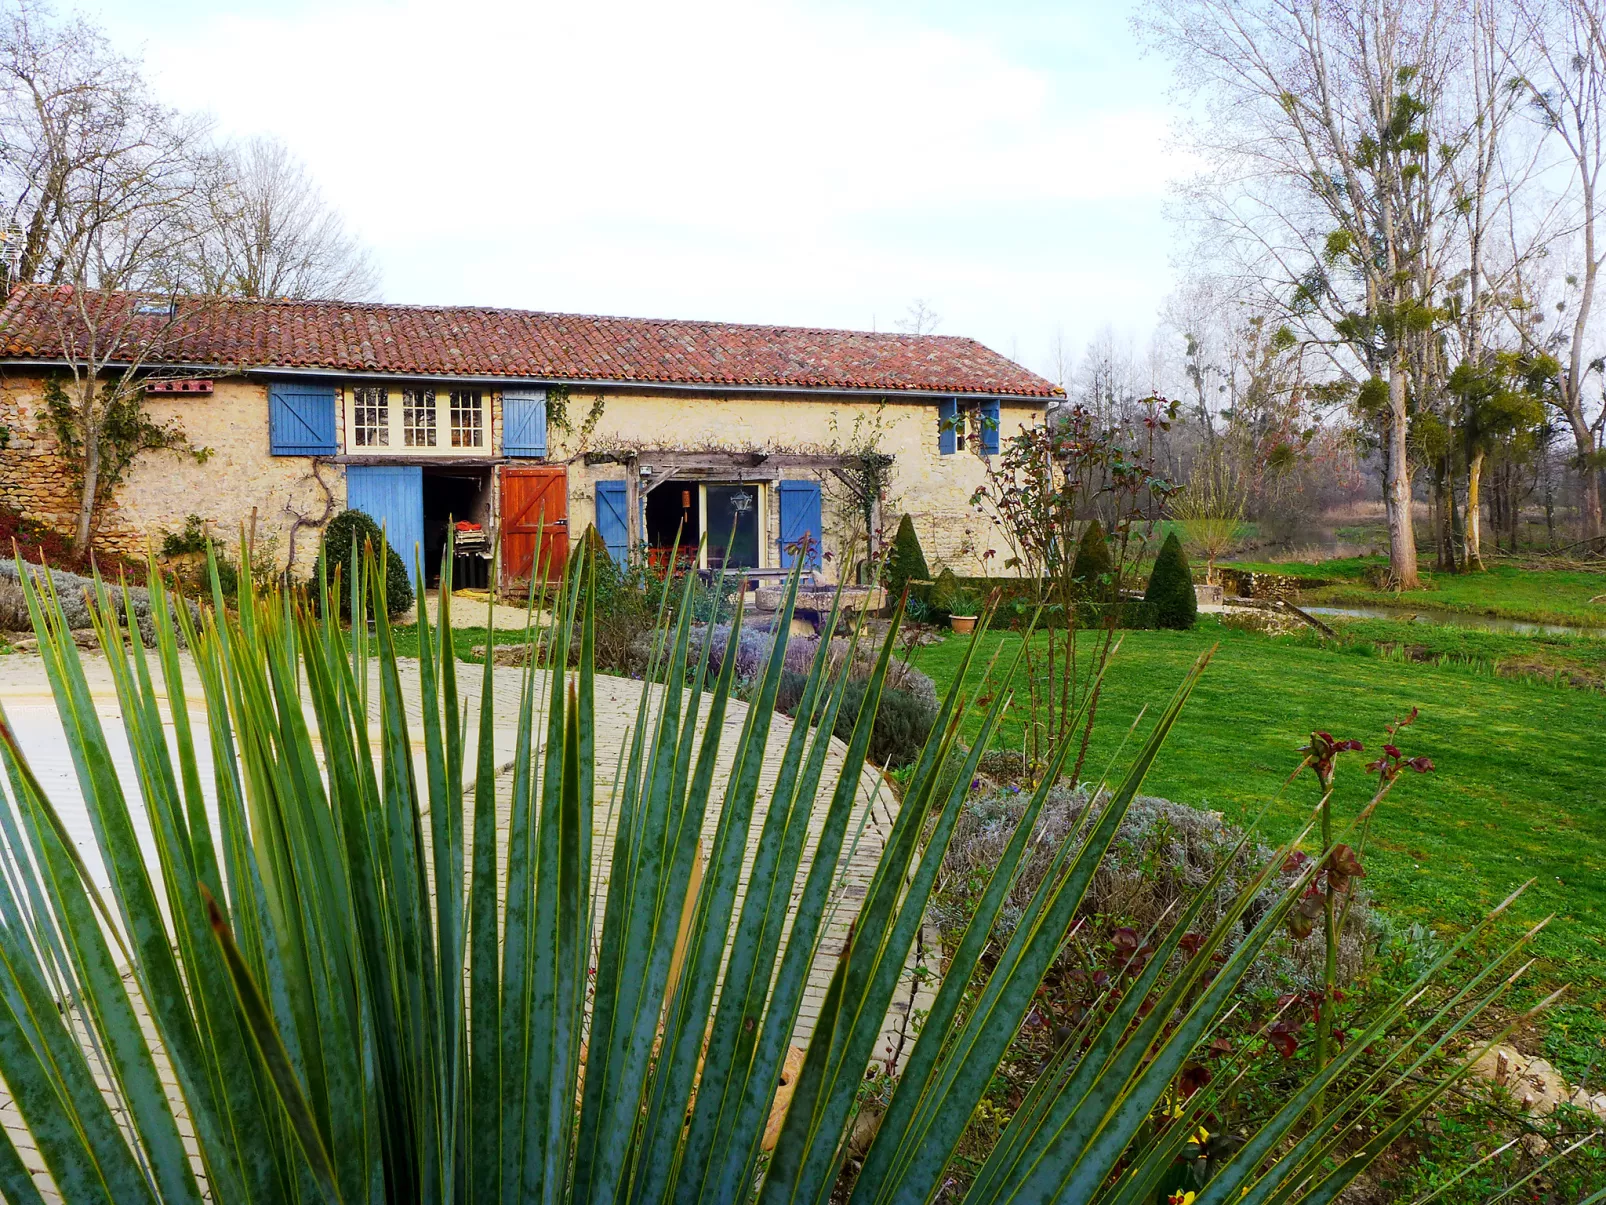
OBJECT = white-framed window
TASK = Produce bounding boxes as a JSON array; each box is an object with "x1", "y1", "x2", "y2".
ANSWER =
[
  {"x1": 450, "y1": 389, "x2": 484, "y2": 447},
  {"x1": 403, "y1": 387, "x2": 437, "y2": 447},
  {"x1": 353, "y1": 386, "x2": 389, "y2": 447}
]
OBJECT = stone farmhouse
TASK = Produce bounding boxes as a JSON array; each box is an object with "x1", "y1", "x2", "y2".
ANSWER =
[{"x1": 0, "y1": 286, "x2": 1059, "y2": 587}]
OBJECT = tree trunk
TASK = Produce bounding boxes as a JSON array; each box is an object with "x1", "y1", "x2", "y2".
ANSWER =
[
  {"x1": 1465, "y1": 448, "x2": 1485, "y2": 572},
  {"x1": 75, "y1": 437, "x2": 99, "y2": 555},
  {"x1": 1508, "y1": 464, "x2": 1522, "y2": 550},
  {"x1": 1434, "y1": 458, "x2": 1456, "y2": 573},
  {"x1": 1448, "y1": 460, "x2": 1465, "y2": 566},
  {"x1": 1560, "y1": 405, "x2": 1603, "y2": 544},
  {"x1": 1385, "y1": 362, "x2": 1420, "y2": 588},
  {"x1": 1543, "y1": 454, "x2": 1556, "y2": 548}
]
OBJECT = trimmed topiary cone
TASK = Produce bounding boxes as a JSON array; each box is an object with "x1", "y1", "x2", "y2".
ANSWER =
[
  {"x1": 928, "y1": 566, "x2": 960, "y2": 618},
  {"x1": 1071, "y1": 519, "x2": 1114, "y2": 601},
  {"x1": 882, "y1": 513, "x2": 930, "y2": 600},
  {"x1": 315, "y1": 508, "x2": 416, "y2": 618},
  {"x1": 1145, "y1": 530, "x2": 1197, "y2": 630}
]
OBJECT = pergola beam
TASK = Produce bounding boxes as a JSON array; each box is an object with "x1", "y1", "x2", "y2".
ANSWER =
[{"x1": 592, "y1": 447, "x2": 892, "y2": 557}]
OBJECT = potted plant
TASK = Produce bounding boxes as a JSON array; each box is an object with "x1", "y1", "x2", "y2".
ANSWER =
[{"x1": 947, "y1": 586, "x2": 981, "y2": 634}]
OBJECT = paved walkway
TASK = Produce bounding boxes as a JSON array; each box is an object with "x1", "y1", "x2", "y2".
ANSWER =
[{"x1": 0, "y1": 648, "x2": 934, "y2": 1200}]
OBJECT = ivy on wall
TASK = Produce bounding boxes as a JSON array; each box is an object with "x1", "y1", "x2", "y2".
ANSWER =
[
  {"x1": 545, "y1": 384, "x2": 607, "y2": 447},
  {"x1": 43, "y1": 373, "x2": 211, "y2": 544}
]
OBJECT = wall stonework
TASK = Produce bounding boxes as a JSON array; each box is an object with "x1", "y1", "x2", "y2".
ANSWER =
[
  {"x1": 0, "y1": 375, "x2": 342, "y2": 572},
  {"x1": 0, "y1": 377, "x2": 82, "y2": 534},
  {"x1": 0, "y1": 370, "x2": 1043, "y2": 581},
  {"x1": 553, "y1": 391, "x2": 1044, "y2": 578}
]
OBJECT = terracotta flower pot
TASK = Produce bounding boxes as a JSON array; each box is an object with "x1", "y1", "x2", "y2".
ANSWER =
[{"x1": 950, "y1": 615, "x2": 978, "y2": 634}]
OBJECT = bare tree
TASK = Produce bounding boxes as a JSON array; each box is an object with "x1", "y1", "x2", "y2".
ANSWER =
[
  {"x1": 0, "y1": 0, "x2": 204, "y2": 289},
  {"x1": 895, "y1": 298, "x2": 942, "y2": 335},
  {"x1": 1431, "y1": 0, "x2": 1551, "y2": 570},
  {"x1": 40, "y1": 293, "x2": 210, "y2": 552},
  {"x1": 189, "y1": 136, "x2": 378, "y2": 300},
  {"x1": 1142, "y1": 0, "x2": 1521, "y2": 587},
  {"x1": 1514, "y1": 0, "x2": 1606, "y2": 543},
  {"x1": 0, "y1": 0, "x2": 210, "y2": 551}
]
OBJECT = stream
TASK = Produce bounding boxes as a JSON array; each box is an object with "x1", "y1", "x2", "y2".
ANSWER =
[{"x1": 1302, "y1": 603, "x2": 1605, "y2": 639}]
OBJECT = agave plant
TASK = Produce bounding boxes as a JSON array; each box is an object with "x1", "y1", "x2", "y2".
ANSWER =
[{"x1": 0, "y1": 534, "x2": 1556, "y2": 1205}]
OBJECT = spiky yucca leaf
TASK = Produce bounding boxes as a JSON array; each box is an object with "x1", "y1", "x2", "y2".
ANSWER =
[{"x1": 0, "y1": 537, "x2": 1535, "y2": 1205}]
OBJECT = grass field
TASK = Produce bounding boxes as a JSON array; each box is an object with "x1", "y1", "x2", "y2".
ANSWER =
[
  {"x1": 1221, "y1": 556, "x2": 1606, "y2": 628},
  {"x1": 1279, "y1": 614, "x2": 1606, "y2": 689},
  {"x1": 907, "y1": 620, "x2": 1606, "y2": 1028}
]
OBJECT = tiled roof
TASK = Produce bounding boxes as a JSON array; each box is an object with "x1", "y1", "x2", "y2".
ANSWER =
[{"x1": 0, "y1": 286, "x2": 1061, "y2": 399}]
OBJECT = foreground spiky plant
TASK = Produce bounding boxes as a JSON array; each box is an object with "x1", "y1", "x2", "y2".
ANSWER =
[{"x1": 0, "y1": 535, "x2": 1555, "y2": 1205}]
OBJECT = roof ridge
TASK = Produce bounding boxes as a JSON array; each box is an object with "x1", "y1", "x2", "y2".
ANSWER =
[
  {"x1": 5, "y1": 284, "x2": 985, "y2": 346},
  {"x1": 0, "y1": 284, "x2": 1063, "y2": 398}
]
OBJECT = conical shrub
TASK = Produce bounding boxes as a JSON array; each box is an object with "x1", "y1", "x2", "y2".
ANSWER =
[
  {"x1": 1145, "y1": 529, "x2": 1198, "y2": 630},
  {"x1": 928, "y1": 565, "x2": 960, "y2": 618},
  {"x1": 314, "y1": 507, "x2": 414, "y2": 617},
  {"x1": 1071, "y1": 519, "x2": 1113, "y2": 601},
  {"x1": 882, "y1": 513, "x2": 929, "y2": 599}
]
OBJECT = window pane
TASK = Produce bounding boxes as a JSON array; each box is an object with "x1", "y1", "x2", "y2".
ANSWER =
[
  {"x1": 450, "y1": 390, "x2": 483, "y2": 447},
  {"x1": 403, "y1": 387, "x2": 437, "y2": 447},
  {"x1": 705, "y1": 484, "x2": 760, "y2": 569},
  {"x1": 353, "y1": 386, "x2": 388, "y2": 447}
]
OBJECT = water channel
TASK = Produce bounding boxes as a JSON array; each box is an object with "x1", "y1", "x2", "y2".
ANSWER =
[{"x1": 1303, "y1": 603, "x2": 1605, "y2": 639}]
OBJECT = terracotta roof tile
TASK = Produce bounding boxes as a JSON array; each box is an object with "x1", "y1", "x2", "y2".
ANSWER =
[{"x1": 0, "y1": 286, "x2": 1060, "y2": 399}]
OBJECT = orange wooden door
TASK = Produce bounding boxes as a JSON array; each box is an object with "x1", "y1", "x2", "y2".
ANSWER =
[{"x1": 500, "y1": 466, "x2": 569, "y2": 584}]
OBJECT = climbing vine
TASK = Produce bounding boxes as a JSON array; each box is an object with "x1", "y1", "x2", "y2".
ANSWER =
[
  {"x1": 44, "y1": 373, "x2": 211, "y2": 545},
  {"x1": 825, "y1": 406, "x2": 897, "y2": 572},
  {"x1": 545, "y1": 384, "x2": 607, "y2": 448}
]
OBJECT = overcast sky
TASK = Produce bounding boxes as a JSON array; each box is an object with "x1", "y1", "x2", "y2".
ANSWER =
[{"x1": 86, "y1": 0, "x2": 1182, "y2": 381}]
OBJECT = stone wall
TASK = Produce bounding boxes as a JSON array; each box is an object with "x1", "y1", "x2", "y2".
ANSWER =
[
  {"x1": 0, "y1": 375, "x2": 342, "y2": 573},
  {"x1": 0, "y1": 377, "x2": 81, "y2": 535},
  {"x1": 557, "y1": 391, "x2": 1043, "y2": 579},
  {"x1": 1217, "y1": 568, "x2": 1321, "y2": 600},
  {"x1": 0, "y1": 370, "x2": 1043, "y2": 582}
]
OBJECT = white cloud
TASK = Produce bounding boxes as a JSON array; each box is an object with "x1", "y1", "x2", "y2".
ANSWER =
[{"x1": 101, "y1": 0, "x2": 1184, "y2": 372}]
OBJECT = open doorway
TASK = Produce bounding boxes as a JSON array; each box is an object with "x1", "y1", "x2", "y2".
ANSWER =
[
  {"x1": 422, "y1": 467, "x2": 492, "y2": 586},
  {"x1": 645, "y1": 480, "x2": 701, "y2": 571}
]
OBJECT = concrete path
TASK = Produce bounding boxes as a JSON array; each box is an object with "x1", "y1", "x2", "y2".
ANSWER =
[{"x1": 0, "y1": 647, "x2": 935, "y2": 1200}]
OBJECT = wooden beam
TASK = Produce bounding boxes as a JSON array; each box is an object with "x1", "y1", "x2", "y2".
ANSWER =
[
  {"x1": 600, "y1": 449, "x2": 884, "y2": 473},
  {"x1": 624, "y1": 453, "x2": 641, "y2": 556},
  {"x1": 337, "y1": 454, "x2": 507, "y2": 467},
  {"x1": 642, "y1": 466, "x2": 778, "y2": 484},
  {"x1": 638, "y1": 452, "x2": 767, "y2": 471}
]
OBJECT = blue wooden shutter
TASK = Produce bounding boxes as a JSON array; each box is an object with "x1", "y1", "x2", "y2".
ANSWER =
[
  {"x1": 595, "y1": 480, "x2": 629, "y2": 564},
  {"x1": 503, "y1": 390, "x2": 548, "y2": 458},
  {"x1": 269, "y1": 382, "x2": 337, "y2": 455},
  {"x1": 345, "y1": 465, "x2": 424, "y2": 567},
  {"x1": 777, "y1": 479, "x2": 823, "y2": 569},
  {"x1": 938, "y1": 397, "x2": 958, "y2": 456},
  {"x1": 980, "y1": 398, "x2": 1001, "y2": 455}
]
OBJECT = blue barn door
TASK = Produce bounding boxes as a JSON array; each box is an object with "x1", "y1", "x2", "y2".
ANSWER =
[
  {"x1": 777, "y1": 479, "x2": 823, "y2": 569},
  {"x1": 594, "y1": 480, "x2": 629, "y2": 565},
  {"x1": 346, "y1": 465, "x2": 424, "y2": 568}
]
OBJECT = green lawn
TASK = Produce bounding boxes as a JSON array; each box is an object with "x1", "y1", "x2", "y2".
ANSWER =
[
  {"x1": 909, "y1": 621, "x2": 1606, "y2": 1014},
  {"x1": 1282, "y1": 615, "x2": 1606, "y2": 688},
  {"x1": 384, "y1": 623, "x2": 536, "y2": 662},
  {"x1": 1221, "y1": 557, "x2": 1606, "y2": 628}
]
